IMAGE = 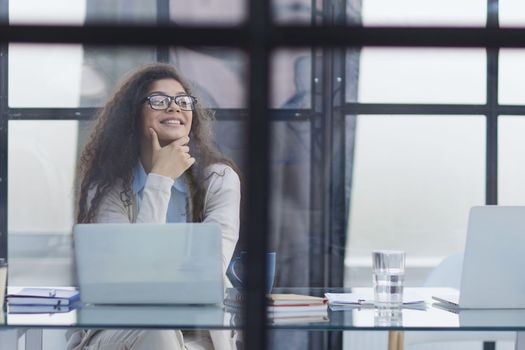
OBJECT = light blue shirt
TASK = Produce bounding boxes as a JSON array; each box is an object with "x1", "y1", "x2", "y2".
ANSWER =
[{"x1": 132, "y1": 162, "x2": 187, "y2": 223}]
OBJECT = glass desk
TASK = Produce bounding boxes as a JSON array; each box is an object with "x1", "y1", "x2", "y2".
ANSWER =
[{"x1": 2, "y1": 287, "x2": 525, "y2": 349}]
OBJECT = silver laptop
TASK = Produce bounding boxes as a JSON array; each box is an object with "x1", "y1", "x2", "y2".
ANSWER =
[
  {"x1": 74, "y1": 223, "x2": 223, "y2": 305},
  {"x1": 433, "y1": 206, "x2": 525, "y2": 309},
  {"x1": 78, "y1": 304, "x2": 225, "y2": 327}
]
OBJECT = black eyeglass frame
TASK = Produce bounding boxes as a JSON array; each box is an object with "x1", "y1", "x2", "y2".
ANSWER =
[{"x1": 143, "y1": 93, "x2": 198, "y2": 111}]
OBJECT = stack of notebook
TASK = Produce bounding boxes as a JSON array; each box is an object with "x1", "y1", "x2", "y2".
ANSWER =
[
  {"x1": 224, "y1": 290, "x2": 329, "y2": 324},
  {"x1": 6, "y1": 287, "x2": 80, "y2": 314},
  {"x1": 267, "y1": 294, "x2": 329, "y2": 324}
]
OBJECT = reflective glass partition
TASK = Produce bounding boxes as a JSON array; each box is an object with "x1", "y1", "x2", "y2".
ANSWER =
[
  {"x1": 345, "y1": 115, "x2": 485, "y2": 286},
  {"x1": 8, "y1": 120, "x2": 79, "y2": 285},
  {"x1": 7, "y1": 46, "x2": 248, "y2": 287},
  {"x1": 344, "y1": 46, "x2": 488, "y2": 288},
  {"x1": 355, "y1": 48, "x2": 486, "y2": 104},
  {"x1": 499, "y1": 117, "x2": 525, "y2": 205},
  {"x1": 271, "y1": 49, "x2": 311, "y2": 108},
  {"x1": 6, "y1": 0, "x2": 525, "y2": 350},
  {"x1": 272, "y1": 0, "x2": 312, "y2": 25},
  {"x1": 360, "y1": 0, "x2": 486, "y2": 27},
  {"x1": 500, "y1": 0, "x2": 525, "y2": 27},
  {"x1": 272, "y1": 0, "x2": 488, "y2": 26},
  {"x1": 9, "y1": 45, "x2": 248, "y2": 108},
  {"x1": 499, "y1": 49, "x2": 525, "y2": 105},
  {"x1": 9, "y1": 0, "x2": 89, "y2": 25},
  {"x1": 9, "y1": 0, "x2": 246, "y2": 25}
]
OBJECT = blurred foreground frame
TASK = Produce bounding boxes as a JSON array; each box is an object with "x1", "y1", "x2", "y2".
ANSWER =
[{"x1": 4, "y1": 0, "x2": 525, "y2": 349}]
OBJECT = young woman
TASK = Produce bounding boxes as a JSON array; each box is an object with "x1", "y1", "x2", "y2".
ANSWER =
[{"x1": 67, "y1": 63, "x2": 241, "y2": 350}]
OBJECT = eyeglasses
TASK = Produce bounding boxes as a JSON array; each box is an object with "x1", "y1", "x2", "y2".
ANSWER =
[{"x1": 143, "y1": 93, "x2": 198, "y2": 111}]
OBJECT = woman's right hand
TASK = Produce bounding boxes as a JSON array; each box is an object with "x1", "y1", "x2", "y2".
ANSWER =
[{"x1": 149, "y1": 128, "x2": 196, "y2": 180}]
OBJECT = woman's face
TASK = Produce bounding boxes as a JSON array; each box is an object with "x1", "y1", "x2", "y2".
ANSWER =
[{"x1": 141, "y1": 78, "x2": 193, "y2": 147}]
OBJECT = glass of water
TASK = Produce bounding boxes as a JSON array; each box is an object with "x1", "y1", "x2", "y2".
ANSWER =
[
  {"x1": 374, "y1": 306, "x2": 403, "y2": 326},
  {"x1": 372, "y1": 250, "x2": 405, "y2": 306}
]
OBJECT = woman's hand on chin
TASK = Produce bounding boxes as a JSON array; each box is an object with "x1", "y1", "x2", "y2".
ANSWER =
[{"x1": 149, "y1": 128, "x2": 195, "y2": 180}]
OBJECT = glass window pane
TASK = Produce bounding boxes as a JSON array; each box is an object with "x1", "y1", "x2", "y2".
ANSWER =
[
  {"x1": 8, "y1": 45, "x2": 247, "y2": 108},
  {"x1": 9, "y1": 0, "x2": 86, "y2": 25},
  {"x1": 345, "y1": 115, "x2": 485, "y2": 287},
  {"x1": 169, "y1": 48, "x2": 247, "y2": 108},
  {"x1": 274, "y1": 0, "x2": 486, "y2": 26},
  {"x1": 8, "y1": 121, "x2": 79, "y2": 234},
  {"x1": 361, "y1": 0, "x2": 486, "y2": 27},
  {"x1": 500, "y1": 0, "x2": 525, "y2": 28},
  {"x1": 270, "y1": 49, "x2": 311, "y2": 108},
  {"x1": 8, "y1": 120, "x2": 80, "y2": 285},
  {"x1": 7, "y1": 49, "x2": 247, "y2": 286},
  {"x1": 9, "y1": 0, "x2": 246, "y2": 26},
  {"x1": 80, "y1": 47, "x2": 158, "y2": 107},
  {"x1": 9, "y1": 44, "x2": 83, "y2": 108},
  {"x1": 268, "y1": 121, "x2": 311, "y2": 286},
  {"x1": 499, "y1": 49, "x2": 525, "y2": 105},
  {"x1": 355, "y1": 48, "x2": 486, "y2": 104},
  {"x1": 9, "y1": 0, "x2": 158, "y2": 25},
  {"x1": 499, "y1": 116, "x2": 525, "y2": 204},
  {"x1": 171, "y1": 48, "x2": 313, "y2": 109},
  {"x1": 83, "y1": 0, "x2": 156, "y2": 24},
  {"x1": 170, "y1": 0, "x2": 246, "y2": 26},
  {"x1": 272, "y1": 0, "x2": 312, "y2": 25},
  {"x1": 8, "y1": 44, "x2": 156, "y2": 108}
]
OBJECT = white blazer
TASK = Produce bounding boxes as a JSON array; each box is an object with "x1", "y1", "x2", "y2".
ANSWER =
[{"x1": 67, "y1": 163, "x2": 241, "y2": 350}]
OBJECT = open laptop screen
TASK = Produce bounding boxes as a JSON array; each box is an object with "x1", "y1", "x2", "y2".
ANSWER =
[{"x1": 74, "y1": 223, "x2": 223, "y2": 305}]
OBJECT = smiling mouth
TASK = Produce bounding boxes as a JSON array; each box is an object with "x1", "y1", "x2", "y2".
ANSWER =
[{"x1": 160, "y1": 118, "x2": 184, "y2": 126}]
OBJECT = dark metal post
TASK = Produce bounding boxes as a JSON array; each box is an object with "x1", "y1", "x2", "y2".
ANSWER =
[
  {"x1": 325, "y1": 46, "x2": 347, "y2": 350},
  {"x1": 309, "y1": 62, "x2": 326, "y2": 290},
  {"x1": 327, "y1": 0, "x2": 348, "y2": 292},
  {"x1": 485, "y1": 2, "x2": 499, "y2": 348},
  {"x1": 244, "y1": 1, "x2": 270, "y2": 350},
  {"x1": 0, "y1": 0, "x2": 8, "y2": 261},
  {"x1": 309, "y1": 0, "x2": 348, "y2": 349},
  {"x1": 308, "y1": 44, "x2": 327, "y2": 350},
  {"x1": 308, "y1": 2, "x2": 324, "y2": 346},
  {"x1": 486, "y1": 49, "x2": 498, "y2": 206},
  {"x1": 486, "y1": 0, "x2": 499, "y2": 205},
  {"x1": 156, "y1": 0, "x2": 170, "y2": 62},
  {"x1": 325, "y1": 4, "x2": 348, "y2": 350}
]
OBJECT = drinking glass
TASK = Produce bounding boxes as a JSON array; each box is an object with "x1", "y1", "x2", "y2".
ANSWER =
[
  {"x1": 374, "y1": 306, "x2": 403, "y2": 326},
  {"x1": 372, "y1": 250, "x2": 405, "y2": 306}
]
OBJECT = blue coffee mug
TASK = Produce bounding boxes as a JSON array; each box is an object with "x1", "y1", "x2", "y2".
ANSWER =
[{"x1": 226, "y1": 251, "x2": 276, "y2": 294}]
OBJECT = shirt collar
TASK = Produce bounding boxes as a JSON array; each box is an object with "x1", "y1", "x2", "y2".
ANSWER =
[{"x1": 132, "y1": 161, "x2": 187, "y2": 194}]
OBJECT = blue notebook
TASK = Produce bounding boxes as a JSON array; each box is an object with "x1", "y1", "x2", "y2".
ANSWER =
[
  {"x1": 7, "y1": 288, "x2": 80, "y2": 306},
  {"x1": 8, "y1": 303, "x2": 78, "y2": 314}
]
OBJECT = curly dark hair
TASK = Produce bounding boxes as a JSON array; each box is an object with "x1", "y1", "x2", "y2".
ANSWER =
[{"x1": 77, "y1": 63, "x2": 239, "y2": 223}]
